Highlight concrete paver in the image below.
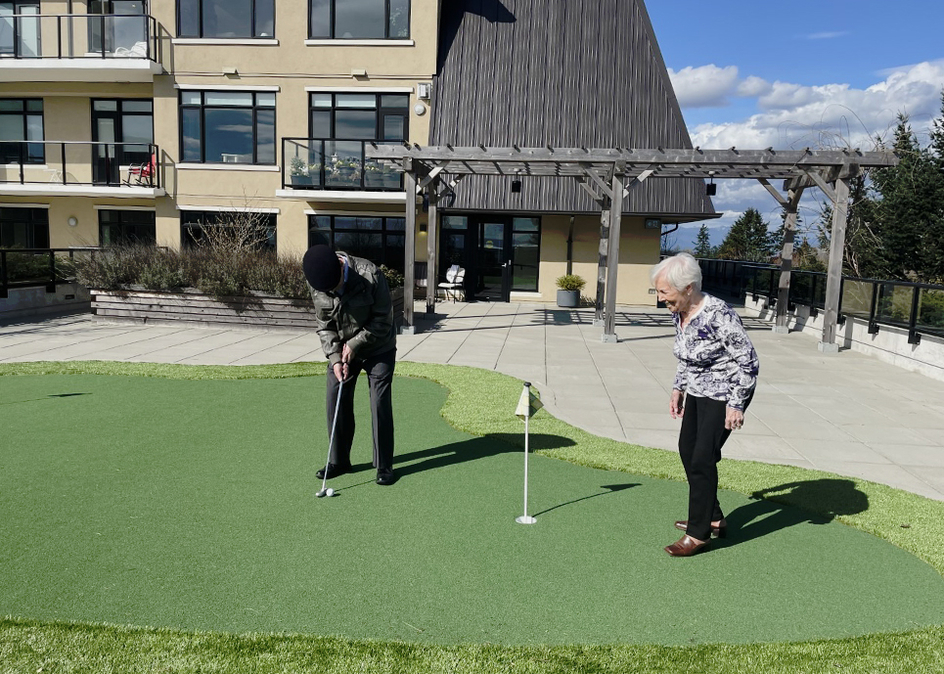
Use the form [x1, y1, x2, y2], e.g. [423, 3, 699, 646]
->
[3, 301, 944, 501]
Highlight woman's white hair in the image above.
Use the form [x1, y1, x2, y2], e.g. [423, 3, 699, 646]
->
[650, 252, 702, 292]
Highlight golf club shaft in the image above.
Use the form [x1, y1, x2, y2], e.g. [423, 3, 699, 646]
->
[319, 376, 345, 493]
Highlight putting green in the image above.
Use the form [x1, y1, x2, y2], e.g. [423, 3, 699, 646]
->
[2, 372, 943, 646]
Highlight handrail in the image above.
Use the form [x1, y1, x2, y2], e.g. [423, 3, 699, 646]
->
[0, 247, 100, 299]
[697, 258, 944, 344]
[0, 141, 160, 188]
[0, 12, 161, 62]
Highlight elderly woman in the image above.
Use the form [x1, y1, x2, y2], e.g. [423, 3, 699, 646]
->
[651, 253, 759, 557]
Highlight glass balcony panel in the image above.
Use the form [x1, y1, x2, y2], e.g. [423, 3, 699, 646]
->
[840, 279, 873, 319]
[324, 140, 363, 189]
[917, 288, 944, 335]
[875, 283, 913, 327]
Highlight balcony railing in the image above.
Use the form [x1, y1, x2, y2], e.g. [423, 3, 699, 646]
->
[0, 141, 159, 189]
[0, 247, 98, 299]
[705, 260, 944, 345]
[282, 138, 404, 192]
[0, 12, 160, 61]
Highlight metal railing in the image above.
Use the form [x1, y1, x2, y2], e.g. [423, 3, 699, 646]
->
[0, 247, 99, 299]
[282, 138, 404, 191]
[0, 141, 159, 188]
[0, 12, 161, 61]
[699, 259, 944, 345]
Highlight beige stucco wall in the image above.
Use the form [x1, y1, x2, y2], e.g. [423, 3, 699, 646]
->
[535, 214, 660, 306]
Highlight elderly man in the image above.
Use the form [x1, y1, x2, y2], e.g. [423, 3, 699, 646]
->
[303, 244, 397, 486]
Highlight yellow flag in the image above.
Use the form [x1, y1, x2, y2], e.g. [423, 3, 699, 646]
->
[515, 385, 543, 420]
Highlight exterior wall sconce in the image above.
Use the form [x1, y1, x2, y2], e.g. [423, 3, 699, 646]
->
[419, 222, 427, 232]
[413, 102, 427, 115]
[67, 216, 78, 227]
[511, 178, 522, 193]
[706, 172, 717, 196]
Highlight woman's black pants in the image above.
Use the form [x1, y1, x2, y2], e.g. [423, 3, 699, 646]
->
[677, 394, 738, 541]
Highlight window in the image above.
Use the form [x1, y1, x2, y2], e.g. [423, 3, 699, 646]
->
[308, 215, 405, 272]
[89, 1, 147, 55]
[308, 92, 407, 189]
[511, 217, 540, 292]
[0, 207, 48, 248]
[180, 91, 275, 165]
[0, 98, 43, 164]
[99, 210, 156, 246]
[92, 99, 153, 184]
[181, 210, 276, 250]
[178, 0, 274, 38]
[310, 0, 409, 39]
[0, 1, 41, 58]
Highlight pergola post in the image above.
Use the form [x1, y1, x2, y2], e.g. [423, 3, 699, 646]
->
[775, 187, 803, 333]
[819, 176, 852, 352]
[401, 166, 417, 334]
[602, 173, 624, 342]
[426, 185, 439, 315]
[594, 201, 610, 326]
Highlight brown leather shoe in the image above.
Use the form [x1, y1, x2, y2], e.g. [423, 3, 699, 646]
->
[674, 520, 726, 538]
[665, 535, 710, 557]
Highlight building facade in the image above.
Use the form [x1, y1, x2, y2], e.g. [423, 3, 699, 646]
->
[0, 0, 712, 306]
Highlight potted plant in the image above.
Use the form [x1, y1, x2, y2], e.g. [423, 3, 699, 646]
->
[289, 156, 312, 187]
[556, 274, 585, 307]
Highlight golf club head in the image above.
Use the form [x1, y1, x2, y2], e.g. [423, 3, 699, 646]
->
[315, 489, 327, 498]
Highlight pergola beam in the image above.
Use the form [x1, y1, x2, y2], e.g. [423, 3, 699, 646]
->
[371, 145, 897, 352]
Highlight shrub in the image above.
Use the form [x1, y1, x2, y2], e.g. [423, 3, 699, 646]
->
[379, 264, 404, 289]
[555, 274, 586, 291]
[74, 245, 153, 290]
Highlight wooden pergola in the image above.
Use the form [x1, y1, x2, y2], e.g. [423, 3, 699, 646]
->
[366, 145, 898, 350]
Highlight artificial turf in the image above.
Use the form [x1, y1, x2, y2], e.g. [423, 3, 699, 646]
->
[2, 361, 944, 672]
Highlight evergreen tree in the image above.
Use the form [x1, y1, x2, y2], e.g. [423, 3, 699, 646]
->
[692, 224, 713, 258]
[871, 111, 944, 282]
[716, 208, 772, 262]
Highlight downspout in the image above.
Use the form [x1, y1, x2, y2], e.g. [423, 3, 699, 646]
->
[566, 215, 574, 275]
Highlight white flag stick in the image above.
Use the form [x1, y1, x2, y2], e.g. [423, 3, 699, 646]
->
[516, 382, 537, 525]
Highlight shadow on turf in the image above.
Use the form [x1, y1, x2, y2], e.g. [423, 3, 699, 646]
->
[391, 433, 576, 478]
[718, 478, 869, 548]
[532, 482, 640, 517]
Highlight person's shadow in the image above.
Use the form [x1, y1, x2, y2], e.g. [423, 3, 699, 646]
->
[359, 433, 577, 478]
[720, 478, 869, 547]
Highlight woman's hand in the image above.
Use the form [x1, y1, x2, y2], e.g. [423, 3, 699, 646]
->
[670, 390, 684, 419]
[725, 406, 744, 430]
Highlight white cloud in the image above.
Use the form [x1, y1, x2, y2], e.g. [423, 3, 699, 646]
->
[687, 59, 944, 150]
[805, 31, 848, 40]
[667, 64, 739, 108]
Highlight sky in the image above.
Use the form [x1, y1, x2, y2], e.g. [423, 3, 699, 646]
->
[644, 0, 944, 250]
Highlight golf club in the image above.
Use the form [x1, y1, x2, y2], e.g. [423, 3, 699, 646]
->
[316, 376, 344, 498]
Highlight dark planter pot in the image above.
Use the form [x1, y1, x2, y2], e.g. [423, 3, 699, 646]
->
[557, 289, 579, 307]
[290, 175, 313, 188]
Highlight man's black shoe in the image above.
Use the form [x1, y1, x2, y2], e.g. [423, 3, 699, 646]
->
[376, 468, 396, 486]
[316, 462, 350, 480]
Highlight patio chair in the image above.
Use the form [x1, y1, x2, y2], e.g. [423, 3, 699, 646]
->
[126, 152, 155, 186]
[438, 265, 465, 302]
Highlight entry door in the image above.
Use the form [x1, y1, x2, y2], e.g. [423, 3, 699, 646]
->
[92, 114, 119, 185]
[476, 218, 512, 302]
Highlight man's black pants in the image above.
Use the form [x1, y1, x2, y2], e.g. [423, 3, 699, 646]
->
[326, 347, 395, 471]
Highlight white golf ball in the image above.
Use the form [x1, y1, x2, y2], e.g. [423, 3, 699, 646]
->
[325, 488, 335, 497]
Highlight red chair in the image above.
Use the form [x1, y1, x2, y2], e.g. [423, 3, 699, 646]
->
[126, 153, 155, 186]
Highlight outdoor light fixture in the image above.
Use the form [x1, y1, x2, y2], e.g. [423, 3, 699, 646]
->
[706, 172, 717, 196]
[511, 178, 522, 193]
[67, 216, 78, 227]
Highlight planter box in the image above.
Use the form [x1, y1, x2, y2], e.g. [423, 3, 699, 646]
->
[91, 287, 405, 331]
[556, 289, 579, 308]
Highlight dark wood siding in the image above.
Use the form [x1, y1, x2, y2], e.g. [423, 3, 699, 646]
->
[430, 0, 715, 217]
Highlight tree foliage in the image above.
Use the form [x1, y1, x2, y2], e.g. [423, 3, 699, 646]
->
[716, 208, 774, 262]
[692, 224, 713, 258]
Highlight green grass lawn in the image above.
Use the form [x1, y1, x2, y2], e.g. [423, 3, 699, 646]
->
[2, 360, 944, 673]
